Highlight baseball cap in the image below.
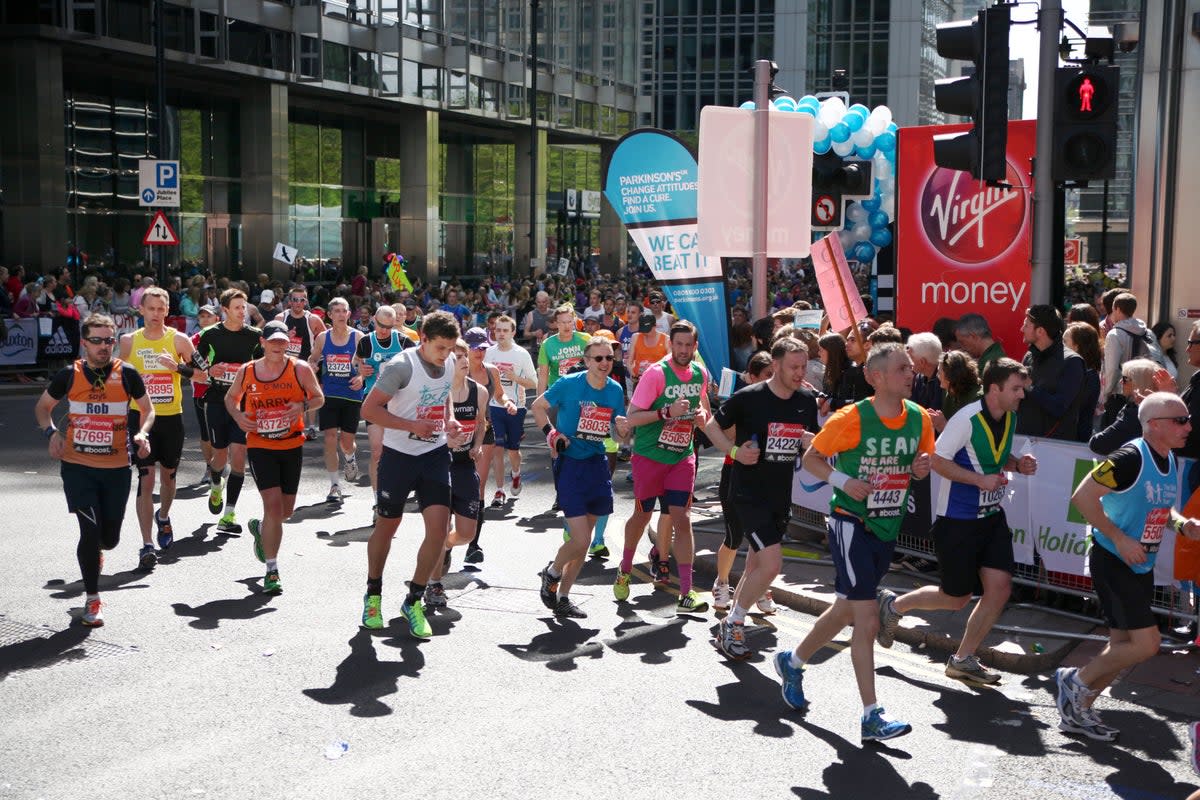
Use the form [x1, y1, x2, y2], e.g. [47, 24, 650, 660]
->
[198, 303, 219, 317]
[639, 313, 655, 333]
[260, 289, 275, 304]
[262, 320, 290, 342]
[403, 298, 417, 309]
[464, 327, 490, 350]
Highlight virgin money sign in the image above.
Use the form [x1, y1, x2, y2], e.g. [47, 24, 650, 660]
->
[896, 121, 1034, 359]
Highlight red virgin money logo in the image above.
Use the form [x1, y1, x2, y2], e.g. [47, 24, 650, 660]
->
[919, 161, 1027, 265]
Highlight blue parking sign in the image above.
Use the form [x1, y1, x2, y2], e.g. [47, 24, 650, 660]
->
[156, 162, 177, 188]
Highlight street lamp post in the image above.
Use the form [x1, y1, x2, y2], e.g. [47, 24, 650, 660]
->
[528, 0, 541, 278]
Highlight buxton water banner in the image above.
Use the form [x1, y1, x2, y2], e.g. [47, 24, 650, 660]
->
[602, 129, 729, 377]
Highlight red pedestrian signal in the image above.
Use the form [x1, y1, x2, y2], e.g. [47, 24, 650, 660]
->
[1078, 77, 1094, 112]
[1052, 66, 1118, 182]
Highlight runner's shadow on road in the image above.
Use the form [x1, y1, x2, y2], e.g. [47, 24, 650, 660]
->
[497, 617, 603, 672]
[302, 629, 425, 717]
[605, 607, 690, 665]
[686, 659, 800, 738]
[0, 626, 91, 679]
[1063, 733, 1199, 798]
[316, 524, 375, 547]
[170, 578, 278, 629]
[878, 665, 1050, 757]
[791, 720, 936, 800]
[514, 513, 563, 534]
[43, 568, 150, 600]
[287, 501, 350, 523]
[156, 524, 229, 564]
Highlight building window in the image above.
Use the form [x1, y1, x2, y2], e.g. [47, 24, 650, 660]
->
[324, 42, 350, 82]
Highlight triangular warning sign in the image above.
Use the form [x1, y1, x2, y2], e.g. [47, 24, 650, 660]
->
[143, 210, 179, 246]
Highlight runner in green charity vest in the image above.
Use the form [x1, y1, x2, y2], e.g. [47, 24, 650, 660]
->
[632, 357, 706, 462]
[536, 305, 591, 394]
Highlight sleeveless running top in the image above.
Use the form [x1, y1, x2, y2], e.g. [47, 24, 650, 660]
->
[364, 330, 407, 394]
[283, 312, 316, 360]
[243, 359, 307, 450]
[63, 358, 133, 469]
[451, 377, 484, 465]
[630, 332, 669, 379]
[130, 328, 183, 415]
[320, 328, 363, 402]
[1095, 437, 1178, 574]
[382, 348, 455, 456]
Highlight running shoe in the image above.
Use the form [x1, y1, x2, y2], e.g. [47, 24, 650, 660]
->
[464, 544, 484, 564]
[1054, 667, 1086, 728]
[588, 543, 610, 558]
[712, 581, 732, 611]
[676, 590, 709, 614]
[361, 593, 384, 629]
[756, 590, 777, 615]
[327, 484, 347, 504]
[304, 426, 318, 441]
[423, 582, 448, 608]
[81, 597, 104, 628]
[137, 544, 157, 571]
[876, 588, 901, 648]
[653, 560, 671, 586]
[207, 475, 225, 515]
[717, 618, 750, 660]
[1188, 721, 1200, 776]
[862, 707, 912, 741]
[490, 490, 506, 508]
[538, 563, 560, 609]
[648, 543, 659, 565]
[553, 596, 587, 619]
[510, 474, 522, 496]
[945, 654, 1001, 685]
[249, 518, 266, 564]
[773, 651, 808, 710]
[216, 511, 241, 535]
[154, 513, 174, 550]
[613, 571, 631, 601]
[401, 597, 433, 639]
[263, 570, 282, 594]
[1060, 707, 1119, 742]
[343, 457, 360, 483]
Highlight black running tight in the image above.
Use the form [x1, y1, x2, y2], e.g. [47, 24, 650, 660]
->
[76, 507, 121, 594]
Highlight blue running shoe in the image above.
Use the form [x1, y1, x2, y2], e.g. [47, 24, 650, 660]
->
[773, 651, 808, 710]
[154, 512, 174, 550]
[862, 707, 912, 742]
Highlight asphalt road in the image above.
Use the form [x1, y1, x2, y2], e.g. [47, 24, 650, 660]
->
[0, 393, 1197, 800]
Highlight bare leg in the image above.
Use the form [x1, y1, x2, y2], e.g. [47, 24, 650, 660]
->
[555, 515, 595, 595]
[135, 467, 155, 545]
[1077, 627, 1160, 707]
[731, 545, 781, 611]
[410, 505, 451, 590]
[157, 464, 178, 520]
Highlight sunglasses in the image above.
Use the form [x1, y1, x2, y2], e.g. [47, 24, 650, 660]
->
[1151, 415, 1191, 425]
[84, 336, 116, 345]
[1188, 340, 1200, 346]
[590, 355, 615, 362]
[290, 297, 307, 303]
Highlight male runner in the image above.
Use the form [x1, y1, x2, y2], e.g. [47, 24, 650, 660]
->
[190, 303, 220, 486]
[275, 283, 324, 438]
[613, 320, 712, 613]
[423, 339, 489, 607]
[119, 286, 199, 569]
[352, 304, 413, 503]
[773, 342, 934, 742]
[35, 314, 154, 627]
[877, 358, 1037, 684]
[1057, 392, 1200, 741]
[195, 288, 262, 534]
[706, 337, 819, 657]
[483, 314, 536, 505]
[461, 327, 517, 563]
[534, 336, 630, 618]
[536, 304, 591, 396]
[359, 311, 465, 639]
[310, 297, 364, 504]
[225, 321, 324, 593]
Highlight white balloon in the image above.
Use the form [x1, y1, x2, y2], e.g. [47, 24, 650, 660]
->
[878, 176, 895, 194]
[854, 223, 872, 242]
[838, 229, 856, 249]
[875, 105, 893, 126]
[873, 159, 893, 180]
[847, 204, 868, 222]
[852, 128, 875, 148]
[832, 138, 855, 156]
[812, 120, 829, 141]
[821, 97, 847, 119]
[881, 195, 895, 218]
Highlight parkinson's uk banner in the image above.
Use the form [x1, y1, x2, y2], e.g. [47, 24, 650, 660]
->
[602, 130, 729, 377]
[792, 435, 1190, 585]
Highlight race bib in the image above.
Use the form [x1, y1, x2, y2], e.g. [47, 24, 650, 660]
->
[452, 419, 478, 452]
[656, 419, 693, 453]
[867, 472, 911, 518]
[765, 422, 805, 463]
[72, 415, 115, 454]
[286, 331, 303, 357]
[1141, 507, 1170, 549]
[143, 373, 176, 406]
[495, 362, 515, 386]
[208, 362, 237, 386]
[978, 480, 1007, 515]
[575, 405, 613, 442]
[559, 357, 582, 374]
[408, 404, 446, 442]
[326, 353, 353, 377]
[256, 408, 292, 438]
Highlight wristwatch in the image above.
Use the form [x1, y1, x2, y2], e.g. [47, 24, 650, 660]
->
[43, 426, 56, 439]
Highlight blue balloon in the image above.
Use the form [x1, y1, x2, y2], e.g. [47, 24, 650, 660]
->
[861, 195, 882, 213]
[869, 228, 893, 248]
[740, 101, 756, 110]
[875, 131, 897, 153]
[886, 121, 898, 133]
[853, 242, 877, 263]
[773, 96, 798, 112]
[799, 95, 820, 108]
[849, 104, 871, 119]
[797, 104, 817, 117]
[813, 137, 832, 155]
[868, 210, 890, 229]
[830, 122, 850, 143]
[846, 114, 864, 133]
[855, 144, 876, 160]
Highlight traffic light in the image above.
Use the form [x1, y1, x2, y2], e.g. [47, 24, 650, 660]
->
[932, 5, 1011, 182]
[1052, 65, 1119, 182]
[811, 151, 873, 230]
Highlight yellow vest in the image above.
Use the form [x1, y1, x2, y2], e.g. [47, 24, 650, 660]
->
[130, 328, 183, 415]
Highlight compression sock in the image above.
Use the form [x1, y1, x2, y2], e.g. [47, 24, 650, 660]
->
[592, 515, 609, 546]
[226, 472, 245, 510]
[406, 583, 425, 605]
[366, 577, 382, 595]
[620, 548, 636, 574]
[679, 563, 694, 595]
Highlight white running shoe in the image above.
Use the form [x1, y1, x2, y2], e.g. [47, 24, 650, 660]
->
[712, 581, 733, 611]
[756, 590, 777, 615]
[343, 458, 359, 482]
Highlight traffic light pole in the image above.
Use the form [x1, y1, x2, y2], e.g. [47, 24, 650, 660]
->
[1030, 0, 1062, 306]
[750, 60, 772, 322]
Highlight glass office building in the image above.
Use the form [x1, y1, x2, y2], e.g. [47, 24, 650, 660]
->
[0, 1, 649, 280]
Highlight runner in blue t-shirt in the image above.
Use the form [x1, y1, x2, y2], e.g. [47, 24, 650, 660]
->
[532, 336, 630, 618]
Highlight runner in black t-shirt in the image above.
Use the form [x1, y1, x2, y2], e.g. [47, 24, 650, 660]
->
[705, 336, 818, 659]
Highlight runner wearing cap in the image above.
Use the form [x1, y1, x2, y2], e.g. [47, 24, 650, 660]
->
[483, 314, 536, 506]
[190, 303, 221, 486]
[625, 313, 669, 389]
[353, 304, 413, 509]
[309, 297, 364, 505]
[275, 284, 325, 439]
[224, 320, 324, 594]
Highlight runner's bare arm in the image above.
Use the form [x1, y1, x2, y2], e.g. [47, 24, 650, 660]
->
[130, 391, 154, 458]
[536, 363, 548, 396]
[802, 444, 868, 501]
[531, 394, 552, 431]
[118, 332, 133, 362]
[308, 331, 326, 373]
[224, 363, 255, 433]
[294, 360, 325, 415]
[931, 453, 1003, 490]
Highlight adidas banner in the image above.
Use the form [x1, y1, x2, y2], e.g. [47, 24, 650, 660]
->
[40, 317, 80, 360]
[602, 129, 730, 377]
